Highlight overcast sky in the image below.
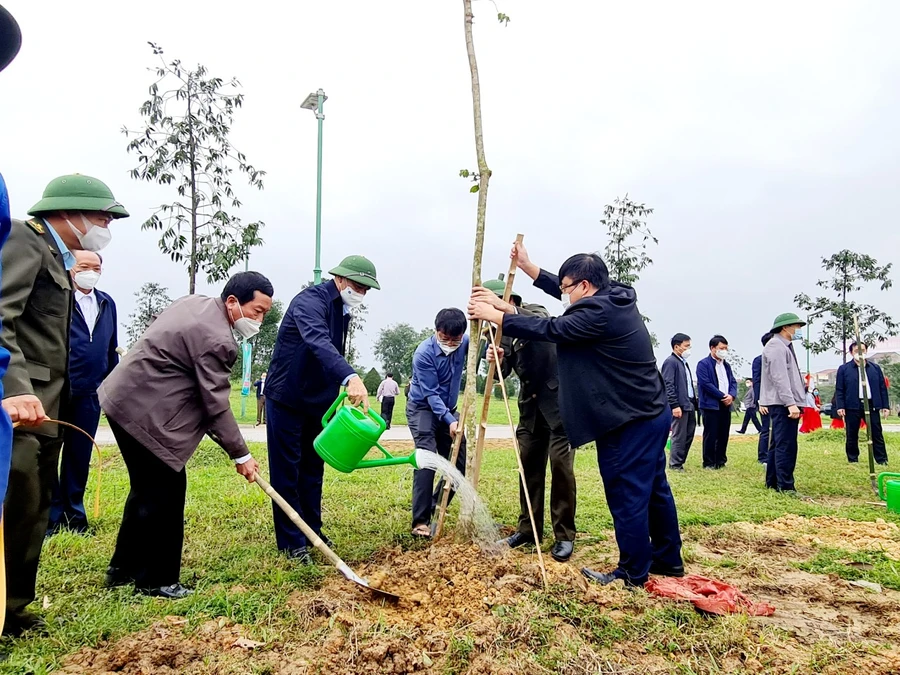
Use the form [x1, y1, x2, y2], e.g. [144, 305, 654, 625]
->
[3, 0, 899, 376]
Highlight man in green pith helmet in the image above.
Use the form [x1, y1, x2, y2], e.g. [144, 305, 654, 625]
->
[0, 174, 128, 635]
[264, 255, 379, 563]
[476, 276, 577, 562]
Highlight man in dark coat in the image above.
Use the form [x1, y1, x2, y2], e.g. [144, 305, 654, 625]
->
[661, 333, 696, 471]
[835, 342, 890, 465]
[480, 278, 576, 562]
[752, 332, 775, 464]
[1, 174, 128, 635]
[47, 250, 119, 535]
[695, 336, 738, 469]
[469, 243, 682, 588]
[264, 256, 379, 564]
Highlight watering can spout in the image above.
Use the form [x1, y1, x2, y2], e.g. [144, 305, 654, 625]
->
[357, 451, 418, 470]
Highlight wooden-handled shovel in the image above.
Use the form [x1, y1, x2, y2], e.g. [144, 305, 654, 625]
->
[252, 473, 400, 602]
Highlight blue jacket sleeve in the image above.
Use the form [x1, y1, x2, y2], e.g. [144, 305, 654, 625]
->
[294, 293, 357, 386]
[696, 359, 723, 402]
[660, 356, 679, 408]
[503, 301, 605, 344]
[751, 357, 762, 407]
[835, 365, 847, 411]
[412, 348, 455, 426]
[876, 365, 890, 409]
[106, 297, 119, 379]
[727, 363, 738, 399]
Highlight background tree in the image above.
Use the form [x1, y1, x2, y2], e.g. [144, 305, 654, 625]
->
[794, 250, 897, 362]
[600, 194, 658, 346]
[125, 282, 172, 347]
[124, 42, 266, 294]
[374, 323, 432, 382]
[230, 299, 284, 381]
[363, 367, 382, 396]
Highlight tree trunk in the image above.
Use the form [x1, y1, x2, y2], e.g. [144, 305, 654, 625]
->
[841, 264, 848, 363]
[187, 81, 198, 295]
[461, 0, 491, 486]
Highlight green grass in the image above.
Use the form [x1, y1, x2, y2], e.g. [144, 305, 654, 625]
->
[4, 431, 899, 672]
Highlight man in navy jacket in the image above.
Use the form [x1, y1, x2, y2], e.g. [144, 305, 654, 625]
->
[661, 333, 696, 471]
[470, 243, 682, 588]
[695, 335, 737, 469]
[47, 251, 118, 534]
[752, 332, 775, 464]
[264, 256, 379, 564]
[835, 342, 890, 465]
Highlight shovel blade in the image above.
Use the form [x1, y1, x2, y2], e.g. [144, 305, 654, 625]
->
[336, 562, 400, 601]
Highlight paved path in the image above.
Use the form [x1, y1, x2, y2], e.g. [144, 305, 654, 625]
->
[93, 422, 900, 446]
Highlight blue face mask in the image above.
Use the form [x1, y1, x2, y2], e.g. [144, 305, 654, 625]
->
[791, 329, 804, 341]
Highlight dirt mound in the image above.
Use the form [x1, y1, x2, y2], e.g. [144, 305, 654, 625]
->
[732, 515, 900, 559]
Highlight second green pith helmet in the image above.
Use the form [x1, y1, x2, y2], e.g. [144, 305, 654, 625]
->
[329, 255, 380, 290]
[483, 277, 520, 300]
[28, 174, 129, 219]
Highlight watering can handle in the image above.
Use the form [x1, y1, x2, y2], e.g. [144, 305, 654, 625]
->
[321, 393, 387, 435]
[877, 472, 900, 501]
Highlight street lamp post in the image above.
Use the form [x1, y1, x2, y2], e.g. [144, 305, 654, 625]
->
[301, 89, 328, 285]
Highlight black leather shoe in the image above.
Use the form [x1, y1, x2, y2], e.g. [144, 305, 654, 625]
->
[139, 583, 193, 599]
[669, 466, 685, 472]
[3, 610, 46, 637]
[551, 540, 574, 562]
[580, 567, 642, 588]
[104, 566, 134, 588]
[649, 562, 685, 578]
[501, 532, 536, 549]
[285, 546, 313, 565]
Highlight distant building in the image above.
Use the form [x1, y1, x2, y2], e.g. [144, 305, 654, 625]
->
[812, 369, 838, 386]
[869, 338, 900, 365]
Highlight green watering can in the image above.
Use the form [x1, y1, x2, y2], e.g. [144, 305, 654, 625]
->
[877, 473, 900, 514]
[313, 393, 418, 473]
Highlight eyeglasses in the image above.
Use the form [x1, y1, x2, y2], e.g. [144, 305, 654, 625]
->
[559, 280, 582, 294]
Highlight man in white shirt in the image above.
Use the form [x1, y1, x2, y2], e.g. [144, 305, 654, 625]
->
[376, 372, 401, 429]
[47, 250, 119, 535]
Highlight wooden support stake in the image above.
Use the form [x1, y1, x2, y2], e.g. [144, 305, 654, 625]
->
[471, 233, 524, 489]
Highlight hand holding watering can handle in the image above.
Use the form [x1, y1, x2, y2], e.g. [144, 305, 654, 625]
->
[877, 472, 900, 501]
[321, 392, 387, 435]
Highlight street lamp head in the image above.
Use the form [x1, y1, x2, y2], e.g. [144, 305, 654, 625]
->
[301, 90, 327, 110]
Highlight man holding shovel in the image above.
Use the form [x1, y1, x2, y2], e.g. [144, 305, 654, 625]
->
[264, 256, 379, 563]
[469, 243, 683, 588]
[478, 278, 576, 562]
[99, 272, 273, 598]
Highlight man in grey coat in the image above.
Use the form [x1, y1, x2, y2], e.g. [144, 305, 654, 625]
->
[99, 271, 273, 598]
[661, 333, 696, 471]
[759, 312, 806, 493]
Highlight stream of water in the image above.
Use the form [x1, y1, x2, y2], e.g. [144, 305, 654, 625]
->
[414, 448, 505, 554]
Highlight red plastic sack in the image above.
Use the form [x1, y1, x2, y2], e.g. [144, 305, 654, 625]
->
[644, 574, 775, 616]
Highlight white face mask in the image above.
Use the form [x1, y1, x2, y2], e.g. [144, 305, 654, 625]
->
[854, 352, 867, 363]
[73, 270, 100, 291]
[716, 349, 728, 360]
[231, 304, 261, 340]
[438, 340, 459, 356]
[67, 213, 112, 252]
[561, 294, 571, 310]
[341, 286, 365, 309]
[681, 348, 692, 359]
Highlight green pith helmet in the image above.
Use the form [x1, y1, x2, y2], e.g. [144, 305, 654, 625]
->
[0, 4, 22, 72]
[483, 277, 520, 300]
[771, 312, 806, 331]
[28, 174, 129, 219]
[329, 255, 380, 290]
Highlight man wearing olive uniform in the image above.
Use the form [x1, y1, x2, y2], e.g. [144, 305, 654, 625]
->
[0, 175, 128, 635]
[482, 278, 576, 562]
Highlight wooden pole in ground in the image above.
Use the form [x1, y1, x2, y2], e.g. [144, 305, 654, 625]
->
[487, 322, 548, 588]
[433, 393, 474, 540]
[471, 234, 524, 489]
[853, 315, 878, 494]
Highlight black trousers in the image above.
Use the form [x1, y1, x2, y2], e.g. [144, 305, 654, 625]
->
[49, 392, 102, 531]
[407, 401, 465, 528]
[701, 405, 731, 468]
[739, 406, 762, 433]
[845, 405, 888, 464]
[516, 407, 576, 542]
[108, 419, 186, 589]
[256, 395, 266, 424]
[4, 428, 64, 619]
[266, 399, 326, 551]
[668, 406, 696, 469]
[765, 406, 799, 491]
[380, 396, 396, 429]
[757, 412, 770, 463]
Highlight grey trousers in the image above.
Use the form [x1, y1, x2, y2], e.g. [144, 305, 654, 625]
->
[668, 408, 696, 469]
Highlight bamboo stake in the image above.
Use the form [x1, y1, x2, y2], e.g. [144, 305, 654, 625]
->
[486, 322, 548, 588]
[433, 393, 474, 540]
[471, 233, 524, 489]
[852, 316, 878, 494]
